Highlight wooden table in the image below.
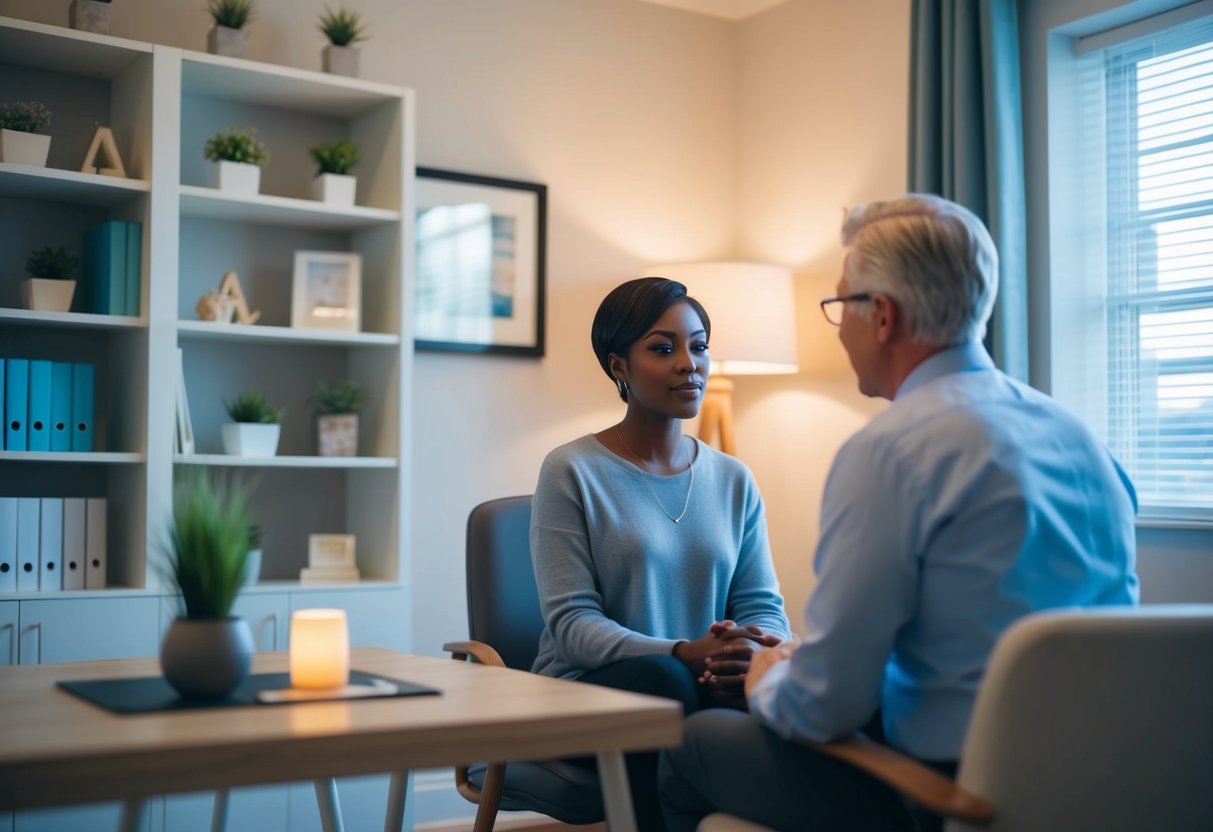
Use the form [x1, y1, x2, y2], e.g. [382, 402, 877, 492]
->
[0, 647, 683, 832]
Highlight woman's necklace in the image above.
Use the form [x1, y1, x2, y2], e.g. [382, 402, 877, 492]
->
[615, 427, 695, 524]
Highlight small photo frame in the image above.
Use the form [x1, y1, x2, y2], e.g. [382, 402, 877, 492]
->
[307, 534, 356, 569]
[415, 167, 547, 356]
[291, 251, 361, 332]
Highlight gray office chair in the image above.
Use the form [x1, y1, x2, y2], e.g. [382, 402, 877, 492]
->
[699, 604, 1213, 832]
[443, 496, 605, 832]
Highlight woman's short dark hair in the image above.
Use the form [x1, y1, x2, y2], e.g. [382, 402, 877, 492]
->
[591, 276, 710, 401]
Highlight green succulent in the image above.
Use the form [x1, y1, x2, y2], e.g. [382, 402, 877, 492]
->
[207, 0, 254, 29]
[224, 389, 282, 424]
[309, 138, 359, 176]
[164, 470, 252, 620]
[318, 5, 367, 46]
[204, 127, 269, 166]
[311, 379, 363, 414]
[25, 246, 79, 280]
[0, 101, 52, 133]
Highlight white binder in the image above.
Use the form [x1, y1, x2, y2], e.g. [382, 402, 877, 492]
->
[62, 498, 87, 591]
[16, 498, 40, 592]
[85, 497, 107, 590]
[0, 498, 16, 592]
[38, 498, 63, 591]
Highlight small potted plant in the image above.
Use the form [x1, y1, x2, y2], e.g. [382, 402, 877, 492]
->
[318, 4, 367, 77]
[221, 388, 282, 457]
[159, 469, 255, 699]
[206, 0, 255, 59]
[21, 246, 79, 313]
[0, 101, 52, 167]
[69, 0, 112, 34]
[309, 138, 359, 206]
[244, 524, 263, 586]
[311, 379, 363, 457]
[204, 126, 268, 195]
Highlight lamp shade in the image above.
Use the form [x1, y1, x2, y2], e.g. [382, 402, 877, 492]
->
[290, 608, 349, 689]
[644, 261, 798, 375]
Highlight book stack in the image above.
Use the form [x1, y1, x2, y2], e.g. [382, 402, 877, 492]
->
[300, 533, 360, 584]
[83, 220, 142, 317]
[1, 358, 94, 452]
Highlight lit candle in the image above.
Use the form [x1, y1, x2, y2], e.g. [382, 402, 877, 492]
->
[290, 609, 349, 689]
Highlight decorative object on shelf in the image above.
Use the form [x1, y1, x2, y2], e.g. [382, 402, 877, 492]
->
[206, 0, 254, 58]
[318, 4, 367, 77]
[68, 0, 111, 35]
[21, 245, 79, 313]
[0, 101, 52, 167]
[159, 470, 255, 699]
[196, 271, 261, 324]
[289, 608, 350, 688]
[415, 167, 547, 356]
[221, 388, 282, 457]
[309, 138, 359, 206]
[174, 347, 195, 456]
[79, 125, 126, 177]
[291, 250, 361, 331]
[243, 524, 262, 586]
[311, 378, 362, 457]
[204, 126, 268, 195]
[301, 533, 359, 583]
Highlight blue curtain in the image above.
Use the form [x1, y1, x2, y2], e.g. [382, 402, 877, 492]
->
[909, 0, 1028, 381]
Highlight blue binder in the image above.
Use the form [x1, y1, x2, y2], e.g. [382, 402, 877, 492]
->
[71, 362, 95, 452]
[27, 359, 52, 452]
[50, 361, 73, 452]
[83, 221, 126, 315]
[4, 358, 29, 452]
[125, 221, 142, 317]
[0, 359, 4, 451]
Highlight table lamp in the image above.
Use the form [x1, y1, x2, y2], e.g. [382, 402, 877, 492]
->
[644, 261, 799, 455]
[290, 609, 350, 689]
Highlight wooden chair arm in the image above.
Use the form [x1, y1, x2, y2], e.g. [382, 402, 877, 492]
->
[443, 640, 506, 667]
[802, 736, 994, 825]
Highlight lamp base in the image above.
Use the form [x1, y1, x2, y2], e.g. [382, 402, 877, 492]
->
[699, 375, 735, 455]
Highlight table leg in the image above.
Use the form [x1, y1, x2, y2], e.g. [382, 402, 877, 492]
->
[117, 797, 146, 832]
[384, 770, 410, 832]
[315, 778, 345, 832]
[210, 788, 230, 832]
[596, 750, 637, 832]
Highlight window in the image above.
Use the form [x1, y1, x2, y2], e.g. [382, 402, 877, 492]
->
[1059, 11, 1213, 522]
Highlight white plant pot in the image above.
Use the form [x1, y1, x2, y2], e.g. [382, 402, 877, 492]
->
[210, 160, 261, 196]
[221, 422, 280, 457]
[243, 548, 262, 586]
[69, 0, 109, 34]
[322, 44, 360, 77]
[21, 278, 76, 313]
[207, 25, 249, 59]
[318, 413, 359, 457]
[311, 173, 356, 207]
[0, 129, 51, 167]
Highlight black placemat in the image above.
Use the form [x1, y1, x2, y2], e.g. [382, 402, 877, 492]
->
[57, 671, 440, 714]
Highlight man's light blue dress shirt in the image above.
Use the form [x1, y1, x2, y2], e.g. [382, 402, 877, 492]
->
[750, 342, 1140, 761]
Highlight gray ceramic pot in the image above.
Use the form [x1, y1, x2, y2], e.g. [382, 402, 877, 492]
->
[161, 616, 254, 699]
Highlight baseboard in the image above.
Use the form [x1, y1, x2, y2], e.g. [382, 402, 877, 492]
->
[417, 820, 606, 832]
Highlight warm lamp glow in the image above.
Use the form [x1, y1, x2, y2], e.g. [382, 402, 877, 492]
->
[290, 609, 349, 689]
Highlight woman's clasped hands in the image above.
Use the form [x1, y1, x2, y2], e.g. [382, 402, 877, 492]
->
[672, 619, 787, 709]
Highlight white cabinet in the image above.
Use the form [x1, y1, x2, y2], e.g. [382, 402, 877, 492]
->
[16, 595, 158, 664]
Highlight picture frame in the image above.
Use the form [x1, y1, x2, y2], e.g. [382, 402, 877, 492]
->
[291, 251, 361, 331]
[414, 167, 547, 356]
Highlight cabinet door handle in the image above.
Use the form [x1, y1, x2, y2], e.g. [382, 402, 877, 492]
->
[269, 612, 279, 651]
[3, 623, 13, 666]
[24, 622, 43, 664]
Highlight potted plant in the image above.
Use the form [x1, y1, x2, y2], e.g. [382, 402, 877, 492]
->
[309, 138, 359, 206]
[206, 0, 255, 58]
[21, 246, 79, 313]
[311, 379, 363, 457]
[221, 388, 282, 457]
[318, 4, 367, 77]
[244, 524, 263, 586]
[204, 126, 268, 195]
[159, 470, 255, 699]
[0, 101, 52, 167]
[69, 0, 111, 34]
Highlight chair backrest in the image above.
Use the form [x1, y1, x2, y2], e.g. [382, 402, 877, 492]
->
[465, 495, 544, 672]
[949, 604, 1213, 832]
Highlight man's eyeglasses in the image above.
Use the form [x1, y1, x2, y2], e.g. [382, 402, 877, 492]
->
[819, 293, 873, 326]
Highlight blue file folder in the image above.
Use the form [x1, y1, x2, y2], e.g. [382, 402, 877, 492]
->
[0, 359, 4, 451]
[71, 362, 95, 452]
[4, 358, 29, 452]
[125, 221, 142, 317]
[50, 361, 73, 451]
[27, 359, 52, 452]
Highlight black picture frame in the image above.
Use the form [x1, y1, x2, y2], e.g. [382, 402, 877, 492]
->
[414, 167, 547, 356]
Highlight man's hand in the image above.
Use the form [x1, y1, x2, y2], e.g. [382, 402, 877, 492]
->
[743, 641, 795, 699]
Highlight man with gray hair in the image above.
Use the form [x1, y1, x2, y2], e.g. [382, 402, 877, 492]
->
[657, 194, 1139, 831]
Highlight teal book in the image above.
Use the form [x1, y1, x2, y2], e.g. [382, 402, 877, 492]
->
[27, 359, 52, 452]
[83, 221, 127, 315]
[50, 361, 73, 452]
[124, 221, 142, 317]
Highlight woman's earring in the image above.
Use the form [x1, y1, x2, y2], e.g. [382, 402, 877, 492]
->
[616, 378, 628, 398]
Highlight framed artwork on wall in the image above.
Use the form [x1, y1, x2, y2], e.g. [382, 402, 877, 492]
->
[414, 167, 547, 356]
[291, 250, 361, 332]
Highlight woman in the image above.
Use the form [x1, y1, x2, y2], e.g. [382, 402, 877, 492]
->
[531, 276, 792, 830]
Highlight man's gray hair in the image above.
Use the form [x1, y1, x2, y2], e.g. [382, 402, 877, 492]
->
[840, 193, 998, 347]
